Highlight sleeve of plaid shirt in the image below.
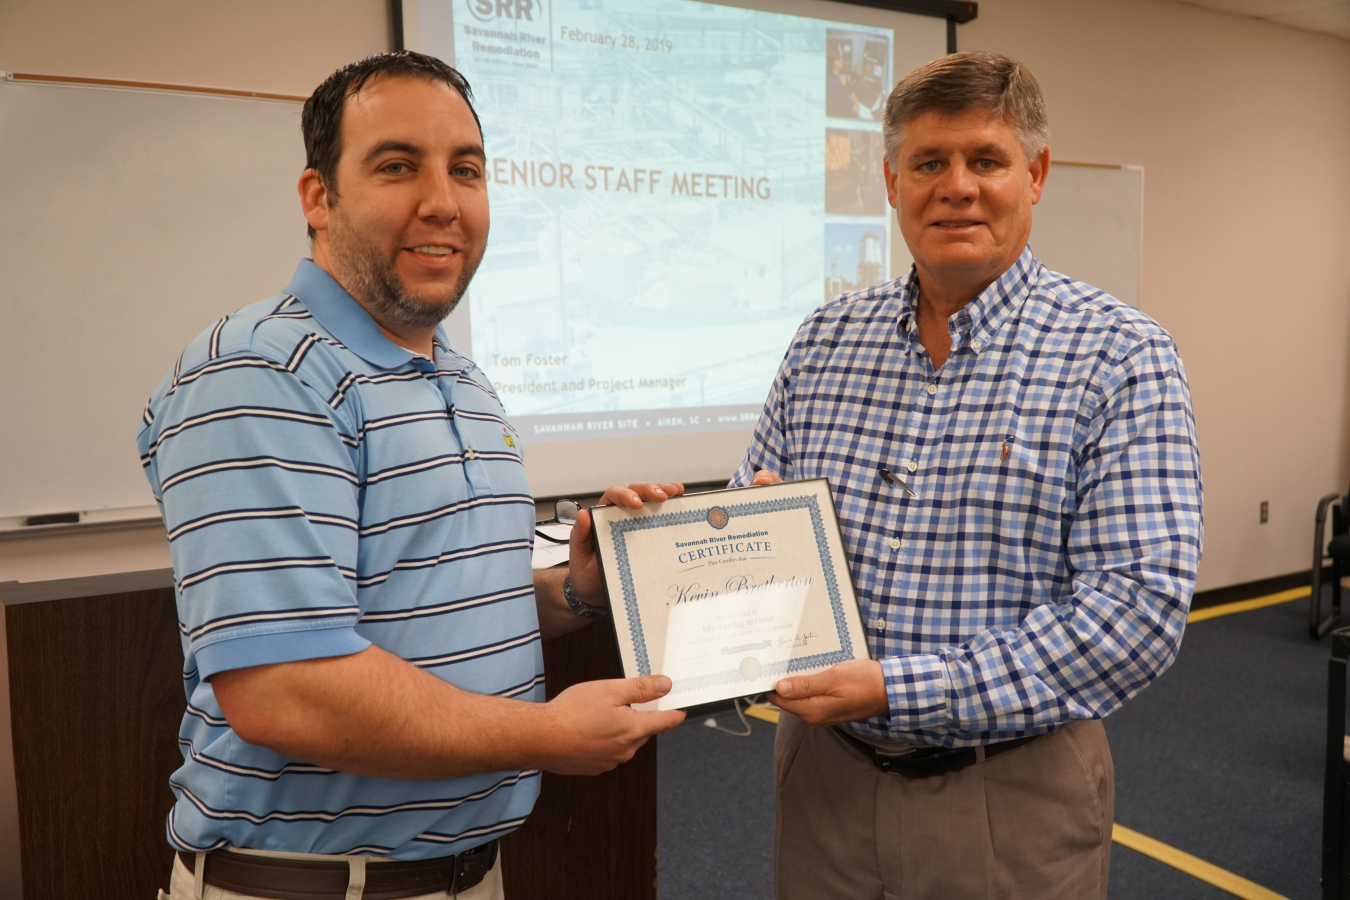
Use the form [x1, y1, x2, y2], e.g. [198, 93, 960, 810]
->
[732, 333, 1203, 737]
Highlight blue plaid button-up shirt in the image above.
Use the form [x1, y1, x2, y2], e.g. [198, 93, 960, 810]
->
[730, 247, 1203, 747]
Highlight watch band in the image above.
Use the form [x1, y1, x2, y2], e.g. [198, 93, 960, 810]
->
[563, 575, 608, 618]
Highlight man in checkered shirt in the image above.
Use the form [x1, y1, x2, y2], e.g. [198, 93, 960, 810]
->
[737, 52, 1202, 899]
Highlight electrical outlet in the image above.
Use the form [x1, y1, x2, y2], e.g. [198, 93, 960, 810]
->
[1260, 501, 1269, 524]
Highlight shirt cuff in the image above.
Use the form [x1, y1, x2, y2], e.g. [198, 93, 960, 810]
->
[196, 627, 371, 680]
[880, 653, 951, 730]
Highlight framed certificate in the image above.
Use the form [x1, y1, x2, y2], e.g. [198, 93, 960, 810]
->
[590, 479, 869, 711]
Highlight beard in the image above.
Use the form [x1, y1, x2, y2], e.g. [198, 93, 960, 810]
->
[327, 210, 482, 332]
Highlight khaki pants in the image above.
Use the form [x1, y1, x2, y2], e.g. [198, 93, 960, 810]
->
[162, 848, 504, 900]
[774, 713, 1113, 900]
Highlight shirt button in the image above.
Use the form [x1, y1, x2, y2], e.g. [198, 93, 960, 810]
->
[972, 339, 983, 351]
[873, 618, 887, 631]
[465, 449, 477, 460]
[889, 537, 901, 550]
[926, 383, 937, 395]
[906, 460, 918, 473]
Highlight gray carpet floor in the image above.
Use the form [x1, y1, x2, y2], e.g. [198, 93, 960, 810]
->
[656, 597, 1331, 899]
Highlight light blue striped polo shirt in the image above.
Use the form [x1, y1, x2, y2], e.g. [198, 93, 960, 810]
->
[137, 259, 543, 859]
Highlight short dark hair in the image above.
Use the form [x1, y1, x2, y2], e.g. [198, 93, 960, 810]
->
[301, 51, 482, 238]
[883, 51, 1049, 166]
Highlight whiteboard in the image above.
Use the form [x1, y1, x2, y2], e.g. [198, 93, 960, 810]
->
[0, 77, 310, 524]
[0, 76, 1143, 524]
[1034, 162, 1143, 309]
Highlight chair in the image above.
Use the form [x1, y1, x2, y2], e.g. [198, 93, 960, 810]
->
[1311, 486, 1350, 639]
[1324, 627, 1350, 896]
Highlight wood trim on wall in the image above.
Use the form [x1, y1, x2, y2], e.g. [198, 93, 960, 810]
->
[7, 72, 305, 102]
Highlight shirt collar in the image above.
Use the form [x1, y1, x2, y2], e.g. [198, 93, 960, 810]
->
[894, 246, 1038, 352]
[283, 259, 443, 370]
[432, 332, 474, 372]
[967, 246, 1037, 348]
[896, 272, 919, 338]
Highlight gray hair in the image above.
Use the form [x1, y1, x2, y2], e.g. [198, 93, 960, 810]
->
[882, 51, 1049, 166]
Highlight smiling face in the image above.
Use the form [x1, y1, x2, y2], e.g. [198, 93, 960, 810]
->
[302, 74, 489, 335]
[885, 108, 1048, 302]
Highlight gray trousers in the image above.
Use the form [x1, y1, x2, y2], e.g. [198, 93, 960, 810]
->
[773, 713, 1113, 900]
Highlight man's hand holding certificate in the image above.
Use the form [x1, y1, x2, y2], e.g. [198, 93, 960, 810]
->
[591, 478, 871, 712]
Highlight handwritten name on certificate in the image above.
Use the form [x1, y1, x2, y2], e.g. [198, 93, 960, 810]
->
[590, 479, 869, 711]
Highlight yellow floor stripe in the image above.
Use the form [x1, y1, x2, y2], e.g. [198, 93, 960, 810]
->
[743, 703, 780, 724]
[1187, 586, 1310, 623]
[736, 626, 1298, 897]
[1111, 824, 1289, 900]
[735, 708, 1287, 897]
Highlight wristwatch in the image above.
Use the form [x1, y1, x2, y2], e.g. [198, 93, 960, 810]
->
[563, 576, 608, 618]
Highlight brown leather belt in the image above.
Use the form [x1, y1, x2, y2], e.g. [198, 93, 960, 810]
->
[833, 727, 1041, 779]
[176, 839, 497, 900]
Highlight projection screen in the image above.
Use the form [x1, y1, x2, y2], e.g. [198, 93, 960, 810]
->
[401, 0, 947, 497]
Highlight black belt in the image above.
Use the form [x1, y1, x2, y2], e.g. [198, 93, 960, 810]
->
[833, 727, 1041, 779]
[177, 839, 497, 900]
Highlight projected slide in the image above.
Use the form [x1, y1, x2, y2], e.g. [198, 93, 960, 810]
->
[421, 0, 893, 443]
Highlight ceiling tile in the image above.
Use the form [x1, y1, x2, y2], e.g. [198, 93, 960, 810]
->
[1174, 0, 1340, 16]
[1163, 0, 1350, 39]
[1266, 2, 1350, 31]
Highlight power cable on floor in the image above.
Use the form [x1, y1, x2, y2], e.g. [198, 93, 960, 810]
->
[703, 696, 768, 737]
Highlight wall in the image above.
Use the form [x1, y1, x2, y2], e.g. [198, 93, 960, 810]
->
[964, 0, 1350, 590]
[0, 0, 1345, 591]
[0, 528, 171, 585]
[0, 0, 392, 97]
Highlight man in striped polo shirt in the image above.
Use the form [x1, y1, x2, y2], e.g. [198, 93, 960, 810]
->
[139, 52, 684, 900]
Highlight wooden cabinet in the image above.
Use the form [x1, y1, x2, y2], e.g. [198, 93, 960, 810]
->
[2, 583, 655, 899]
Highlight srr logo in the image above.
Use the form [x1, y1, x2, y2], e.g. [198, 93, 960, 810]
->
[466, 0, 537, 22]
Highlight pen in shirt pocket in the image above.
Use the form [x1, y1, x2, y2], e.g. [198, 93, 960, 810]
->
[877, 466, 916, 497]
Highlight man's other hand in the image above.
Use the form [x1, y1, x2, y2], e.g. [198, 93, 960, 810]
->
[752, 469, 784, 486]
[567, 481, 685, 607]
[599, 481, 686, 509]
[770, 659, 888, 727]
[541, 675, 687, 775]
